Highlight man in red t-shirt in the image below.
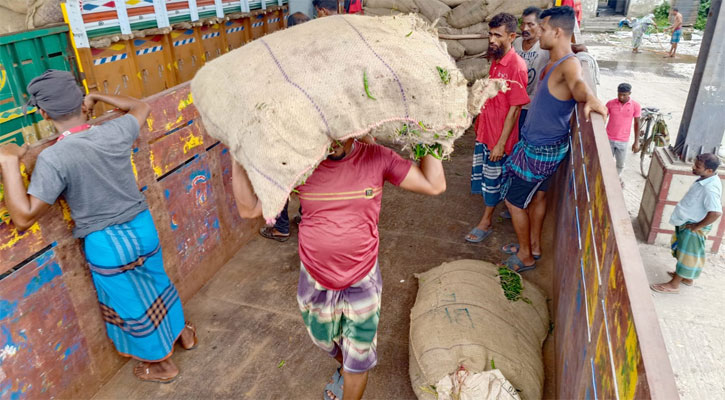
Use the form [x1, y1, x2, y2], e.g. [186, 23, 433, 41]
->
[231, 139, 446, 400]
[466, 13, 530, 244]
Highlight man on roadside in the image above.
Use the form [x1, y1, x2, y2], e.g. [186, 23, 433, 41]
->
[231, 139, 446, 399]
[513, 7, 549, 131]
[466, 13, 530, 244]
[605, 82, 641, 178]
[666, 7, 683, 58]
[651, 153, 722, 294]
[0, 70, 196, 383]
[499, 6, 607, 272]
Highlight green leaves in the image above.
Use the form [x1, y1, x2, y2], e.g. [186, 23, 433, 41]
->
[497, 267, 531, 304]
[436, 66, 451, 85]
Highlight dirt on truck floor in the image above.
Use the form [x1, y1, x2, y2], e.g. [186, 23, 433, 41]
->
[92, 130, 556, 399]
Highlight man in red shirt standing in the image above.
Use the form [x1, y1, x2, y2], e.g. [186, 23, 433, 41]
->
[605, 83, 641, 178]
[231, 139, 446, 400]
[466, 13, 530, 243]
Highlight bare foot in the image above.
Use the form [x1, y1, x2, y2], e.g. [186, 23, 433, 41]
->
[667, 271, 693, 286]
[134, 359, 179, 383]
[650, 283, 679, 294]
[179, 322, 197, 350]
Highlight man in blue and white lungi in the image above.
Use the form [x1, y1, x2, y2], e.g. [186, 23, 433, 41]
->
[651, 153, 722, 294]
[0, 70, 196, 383]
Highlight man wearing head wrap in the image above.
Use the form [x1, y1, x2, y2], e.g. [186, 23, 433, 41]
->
[0, 69, 197, 383]
[605, 82, 641, 179]
[630, 14, 657, 54]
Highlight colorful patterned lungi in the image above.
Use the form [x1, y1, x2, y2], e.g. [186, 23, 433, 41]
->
[671, 224, 712, 280]
[297, 261, 381, 373]
[471, 142, 506, 207]
[84, 209, 185, 362]
[500, 139, 570, 197]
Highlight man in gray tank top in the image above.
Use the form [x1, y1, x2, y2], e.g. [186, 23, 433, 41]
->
[500, 6, 608, 273]
[513, 6, 550, 132]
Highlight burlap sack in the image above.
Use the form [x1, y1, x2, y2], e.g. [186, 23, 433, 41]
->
[364, 0, 419, 13]
[457, 57, 489, 82]
[191, 15, 507, 221]
[0, 0, 25, 12]
[0, 7, 27, 33]
[460, 38, 488, 55]
[487, 0, 548, 18]
[441, 39, 465, 59]
[409, 260, 549, 400]
[437, 21, 487, 35]
[438, 0, 467, 7]
[26, 0, 62, 27]
[413, 0, 450, 25]
[363, 7, 404, 16]
[446, 0, 490, 28]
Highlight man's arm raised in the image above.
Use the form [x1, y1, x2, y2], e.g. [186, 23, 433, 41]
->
[399, 155, 446, 196]
[561, 58, 608, 121]
[0, 144, 52, 230]
[231, 161, 263, 219]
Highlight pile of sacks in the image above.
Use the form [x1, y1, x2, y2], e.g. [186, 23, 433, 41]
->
[364, 0, 548, 82]
[0, 0, 63, 34]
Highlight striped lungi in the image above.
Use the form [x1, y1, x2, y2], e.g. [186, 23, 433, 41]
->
[84, 209, 185, 362]
[297, 261, 381, 373]
[501, 139, 569, 198]
[471, 142, 506, 207]
[672, 224, 712, 280]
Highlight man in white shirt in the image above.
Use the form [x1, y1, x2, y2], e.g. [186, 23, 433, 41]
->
[513, 7, 550, 132]
[651, 153, 722, 294]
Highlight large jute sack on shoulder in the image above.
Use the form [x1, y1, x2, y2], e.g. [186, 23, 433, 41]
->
[409, 260, 549, 400]
[457, 57, 489, 82]
[413, 0, 450, 25]
[364, 0, 419, 12]
[191, 15, 508, 221]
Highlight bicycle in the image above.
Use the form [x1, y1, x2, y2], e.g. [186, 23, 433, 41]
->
[636, 107, 671, 178]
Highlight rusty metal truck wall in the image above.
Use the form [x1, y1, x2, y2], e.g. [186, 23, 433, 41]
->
[552, 89, 679, 398]
[0, 83, 261, 399]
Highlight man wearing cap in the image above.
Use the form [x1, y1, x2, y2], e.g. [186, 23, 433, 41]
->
[0, 70, 196, 383]
[605, 82, 641, 178]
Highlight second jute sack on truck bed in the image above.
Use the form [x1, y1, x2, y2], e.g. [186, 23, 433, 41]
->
[191, 14, 507, 221]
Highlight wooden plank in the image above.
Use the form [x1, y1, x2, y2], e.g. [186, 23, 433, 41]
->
[0, 246, 93, 400]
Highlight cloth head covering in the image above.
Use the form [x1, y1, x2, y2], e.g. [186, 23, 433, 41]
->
[618, 82, 632, 93]
[25, 69, 83, 119]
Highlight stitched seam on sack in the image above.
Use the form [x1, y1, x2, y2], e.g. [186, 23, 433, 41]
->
[259, 39, 333, 139]
[341, 17, 410, 119]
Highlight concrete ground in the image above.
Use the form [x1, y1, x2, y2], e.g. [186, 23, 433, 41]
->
[587, 33, 725, 399]
[92, 133, 557, 399]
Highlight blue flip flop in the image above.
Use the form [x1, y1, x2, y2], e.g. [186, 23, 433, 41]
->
[323, 367, 343, 400]
[501, 243, 541, 260]
[465, 227, 493, 243]
[503, 254, 536, 273]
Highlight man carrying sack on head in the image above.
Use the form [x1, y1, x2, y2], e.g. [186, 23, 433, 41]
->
[0, 70, 197, 383]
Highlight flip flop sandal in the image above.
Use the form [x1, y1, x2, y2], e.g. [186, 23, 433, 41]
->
[259, 227, 290, 242]
[465, 227, 493, 243]
[650, 284, 679, 294]
[501, 243, 541, 260]
[135, 363, 178, 384]
[181, 322, 198, 350]
[323, 367, 343, 400]
[503, 254, 536, 273]
[667, 271, 692, 286]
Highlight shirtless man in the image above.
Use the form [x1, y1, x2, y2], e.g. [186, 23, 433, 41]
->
[666, 7, 683, 58]
[500, 6, 607, 272]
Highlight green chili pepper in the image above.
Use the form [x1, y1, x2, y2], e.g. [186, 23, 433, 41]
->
[363, 71, 376, 100]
